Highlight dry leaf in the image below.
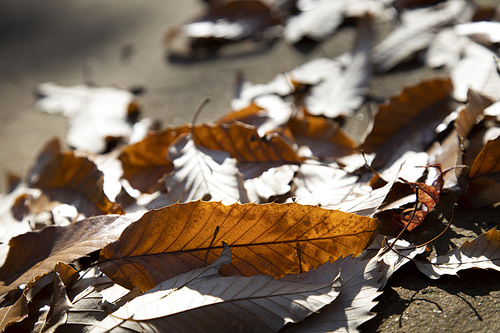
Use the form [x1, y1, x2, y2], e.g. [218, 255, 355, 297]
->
[416, 228, 500, 279]
[98, 201, 379, 292]
[283, 0, 346, 44]
[303, 16, 374, 118]
[93, 264, 340, 333]
[163, 134, 248, 205]
[361, 78, 457, 169]
[119, 126, 190, 193]
[451, 39, 500, 101]
[36, 83, 139, 153]
[28, 139, 124, 216]
[371, 0, 473, 72]
[0, 214, 133, 299]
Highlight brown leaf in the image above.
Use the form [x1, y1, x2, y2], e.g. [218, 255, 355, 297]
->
[0, 291, 28, 332]
[288, 112, 356, 157]
[0, 214, 133, 298]
[119, 126, 190, 193]
[98, 201, 379, 292]
[392, 163, 450, 231]
[119, 122, 301, 193]
[361, 78, 457, 169]
[28, 139, 124, 216]
[192, 122, 301, 163]
[468, 135, 500, 180]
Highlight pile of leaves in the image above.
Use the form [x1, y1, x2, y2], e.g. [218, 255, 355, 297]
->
[2, 0, 500, 332]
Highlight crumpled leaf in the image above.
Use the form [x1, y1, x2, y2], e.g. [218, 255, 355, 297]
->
[98, 201, 379, 292]
[241, 163, 298, 203]
[163, 134, 248, 205]
[392, 163, 451, 231]
[36, 271, 73, 333]
[361, 78, 457, 169]
[36, 83, 139, 153]
[28, 139, 124, 216]
[371, 0, 473, 72]
[0, 214, 133, 298]
[416, 228, 500, 279]
[92, 245, 340, 333]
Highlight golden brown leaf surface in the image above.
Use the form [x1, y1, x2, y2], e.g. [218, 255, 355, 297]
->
[28, 139, 124, 215]
[98, 201, 379, 292]
[119, 126, 189, 193]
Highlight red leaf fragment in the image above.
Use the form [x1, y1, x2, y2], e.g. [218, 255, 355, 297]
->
[392, 163, 452, 231]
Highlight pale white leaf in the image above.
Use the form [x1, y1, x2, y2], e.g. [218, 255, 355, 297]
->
[283, 0, 346, 44]
[293, 160, 359, 206]
[425, 28, 465, 69]
[451, 40, 500, 101]
[416, 228, 500, 279]
[242, 163, 298, 203]
[282, 254, 384, 333]
[36, 83, 137, 153]
[371, 0, 473, 72]
[304, 17, 373, 118]
[455, 21, 500, 45]
[289, 58, 342, 86]
[91, 247, 340, 332]
[165, 134, 248, 205]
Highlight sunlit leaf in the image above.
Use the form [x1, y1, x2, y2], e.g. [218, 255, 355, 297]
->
[163, 134, 248, 205]
[119, 126, 189, 193]
[98, 201, 379, 292]
[416, 228, 500, 279]
[303, 16, 374, 118]
[361, 78, 457, 169]
[0, 214, 133, 298]
[371, 0, 473, 72]
[28, 139, 124, 216]
[36, 83, 139, 153]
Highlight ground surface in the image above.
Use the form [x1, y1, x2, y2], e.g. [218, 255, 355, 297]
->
[1, 1, 500, 332]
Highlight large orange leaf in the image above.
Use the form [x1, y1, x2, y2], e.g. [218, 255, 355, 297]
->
[361, 78, 456, 168]
[98, 201, 379, 292]
[28, 139, 124, 216]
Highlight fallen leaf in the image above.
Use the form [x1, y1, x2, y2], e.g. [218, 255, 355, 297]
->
[28, 139, 124, 216]
[241, 163, 298, 203]
[36, 83, 139, 153]
[392, 163, 450, 231]
[163, 134, 248, 205]
[281, 253, 383, 333]
[303, 16, 374, 118]
[119, 126, 190, 193]
[361, 78, 457, 169]
[283, 0, 346, 44]
[451, 39, 500, 101]
[93, 254, 340, 333]
[0, 214, 133, 299]
[454, 21, 500, 45]
[416, 228, 500, 279]
[98, 201, 379, 292]
[371, 0, 473, 72]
